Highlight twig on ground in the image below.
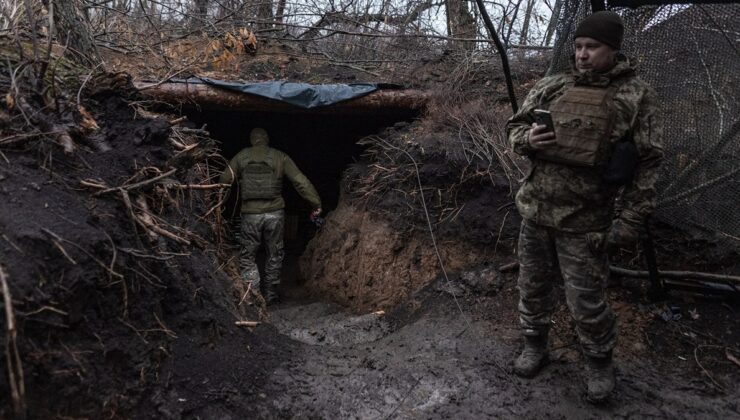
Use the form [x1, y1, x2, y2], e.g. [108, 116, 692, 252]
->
[152, 312, 177, 338]
[498, 261, 519, 272]
[235, 320, 260, 327]
[694, 345, 726, 392]
[96, 168, 177, 195]
[610, 266, 740, 284]
[79, 179, 108, 189]
[166, 183, 231, 190]
[1, 266, 26, 418]
[118, 318, 149, 344]
[0, 130, 62, 145]
[492, 210, 509, 257]
[501, 261, 740, 285]
[238, 282, 253, 306]
[726, 349, 740, 368]
[2, 234, 24, 254]
[51, 238, 77, 264]
[40, 228, 123, 280]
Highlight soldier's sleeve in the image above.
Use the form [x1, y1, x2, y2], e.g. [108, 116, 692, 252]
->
[618, 87, 664, 226]
[283, 155, 322, 210]
[506, 76, 561, 156]
[218, 154, 240, 185]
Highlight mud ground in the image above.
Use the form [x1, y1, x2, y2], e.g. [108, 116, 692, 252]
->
[163, 267, 739, 419]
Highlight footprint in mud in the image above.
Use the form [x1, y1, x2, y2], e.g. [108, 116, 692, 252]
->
[268, 301, 391, 346]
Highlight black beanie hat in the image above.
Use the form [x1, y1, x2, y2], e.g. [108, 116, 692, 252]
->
[574, 11, 624, 50]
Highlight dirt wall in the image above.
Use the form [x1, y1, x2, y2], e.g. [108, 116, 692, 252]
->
[299, 201, 498, 312]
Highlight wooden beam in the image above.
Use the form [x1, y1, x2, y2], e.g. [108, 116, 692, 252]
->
[134, 81, 429, 115]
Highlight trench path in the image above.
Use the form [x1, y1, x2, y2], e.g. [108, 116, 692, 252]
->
[249, 285, 739, 419]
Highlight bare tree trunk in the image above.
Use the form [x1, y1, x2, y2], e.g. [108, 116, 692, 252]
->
[192, 0, 208, 31]
[275, 0, 287, 25]
[519, 0, 535, 45]
[504, 0, 522, 47]
[446, 0, 476, 51]
[256, 0, 274, 30]
[115, 0, 129, 12]
[46, 0, 102, 66]
[544, 0, 562, 45]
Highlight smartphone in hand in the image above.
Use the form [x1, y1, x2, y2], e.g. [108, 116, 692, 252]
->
[533, 109, 555, 134]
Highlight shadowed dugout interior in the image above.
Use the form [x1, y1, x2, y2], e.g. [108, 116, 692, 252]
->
[184, 105, 420, 287]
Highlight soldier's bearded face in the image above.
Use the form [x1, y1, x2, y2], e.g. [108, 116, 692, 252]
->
[574, 37, 617, 73]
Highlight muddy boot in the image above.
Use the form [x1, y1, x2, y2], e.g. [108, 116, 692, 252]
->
[514, 335, 549, 378]
[264, 288, 280, 306]
[585, 352, 615, 403]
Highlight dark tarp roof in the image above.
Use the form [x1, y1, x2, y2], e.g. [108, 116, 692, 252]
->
[171, 77, 400, 109]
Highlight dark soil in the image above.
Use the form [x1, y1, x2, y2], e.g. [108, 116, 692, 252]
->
[0, 78, 282, 418]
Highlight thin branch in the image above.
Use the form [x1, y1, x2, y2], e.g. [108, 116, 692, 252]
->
[1, 266, 26, 418]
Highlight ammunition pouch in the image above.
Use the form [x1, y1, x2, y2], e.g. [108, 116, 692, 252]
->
[602, 138, 638, 186]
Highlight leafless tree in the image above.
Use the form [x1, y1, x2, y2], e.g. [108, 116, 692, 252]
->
[519, 0, 535, 45]
[446, 0, 476, 50]
[543, 0, 562, 45]
[42, 0, 102, 66]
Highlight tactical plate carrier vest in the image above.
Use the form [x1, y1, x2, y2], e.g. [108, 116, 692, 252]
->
[536, 81, 624, 167]
[240, 149, 284, 200]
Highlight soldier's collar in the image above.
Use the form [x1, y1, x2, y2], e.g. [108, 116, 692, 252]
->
[570, 54, 635, 87]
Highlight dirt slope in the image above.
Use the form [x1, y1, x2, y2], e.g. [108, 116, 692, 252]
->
[0, 76, 283, 418]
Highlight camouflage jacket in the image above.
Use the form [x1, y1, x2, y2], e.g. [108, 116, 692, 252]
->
[507, 57, 664, 232]
[220, 143, 321, 214]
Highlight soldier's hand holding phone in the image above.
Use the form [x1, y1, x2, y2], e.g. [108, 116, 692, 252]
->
[529, 109, 557, 150]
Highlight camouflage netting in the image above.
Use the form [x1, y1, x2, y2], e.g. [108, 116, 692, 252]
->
[550, 1, 740, 246]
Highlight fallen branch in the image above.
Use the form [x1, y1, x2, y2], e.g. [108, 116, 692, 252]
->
[134, 196, 160, 244]
[134, 195, 191, 245]
[609, 266, 740, 284]
[96, 168, 178, 195]
[727, 349, 740, 368]
[138, 218, 191, 245]
[79, 179, 108, 189]
[1, 266, 26, 418]
[695, 345, 726, 392]
[40, 228, 123, 281]
[41, 228, 77, 265]
[0, 130, 62, 146]
[499, 261, 740, 285]
[235, 320, 260, 327]
[498, 261, 519, 272]
[163, 183, 231, 190]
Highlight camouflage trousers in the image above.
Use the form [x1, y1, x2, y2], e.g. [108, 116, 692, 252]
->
[517, 219, 617, 358]
[239, 210, 285, 298]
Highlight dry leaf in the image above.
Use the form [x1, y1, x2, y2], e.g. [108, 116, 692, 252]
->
[245, 32, 257, 52]
[78, 105, 100, 133]
[5, 93, 14, 109]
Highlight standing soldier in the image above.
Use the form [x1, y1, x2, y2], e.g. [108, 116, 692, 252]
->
[506, 11, 663, 402]
[220, 128, 322, 304]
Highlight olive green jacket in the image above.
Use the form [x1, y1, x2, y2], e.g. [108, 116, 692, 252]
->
[507, 57, 664, 232]
[219, 130, 321, 214]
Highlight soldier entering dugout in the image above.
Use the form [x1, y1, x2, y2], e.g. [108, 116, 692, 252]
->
[220, 128, 322, 305]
